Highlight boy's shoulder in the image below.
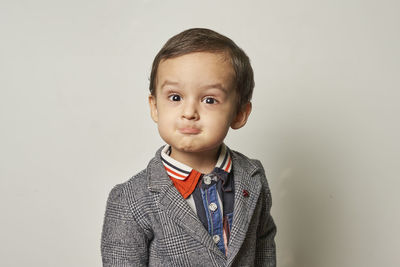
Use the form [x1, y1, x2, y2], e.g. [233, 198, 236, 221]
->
[109, 147, 166, 199]
[106, 168, 150, 209]
[230, 148, 266, 173]
[229, 148, 271, 190]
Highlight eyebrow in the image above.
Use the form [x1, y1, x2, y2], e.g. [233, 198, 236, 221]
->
[160, 80, 229, 94]
[200, 83, 228, 94]
[160, 80, 180, 89]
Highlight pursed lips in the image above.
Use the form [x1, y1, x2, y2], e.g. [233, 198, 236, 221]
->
[179, 127, 201, 134]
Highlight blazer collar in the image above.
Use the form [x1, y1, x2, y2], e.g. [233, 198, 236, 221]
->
[146, 146, 172, 192]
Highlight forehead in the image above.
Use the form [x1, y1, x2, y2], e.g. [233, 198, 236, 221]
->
[156, 52, 235, 91]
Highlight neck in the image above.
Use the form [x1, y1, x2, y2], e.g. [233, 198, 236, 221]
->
[170, 146, 221, 174]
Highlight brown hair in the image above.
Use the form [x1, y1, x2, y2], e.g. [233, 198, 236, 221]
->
[149, 28, 254, 110]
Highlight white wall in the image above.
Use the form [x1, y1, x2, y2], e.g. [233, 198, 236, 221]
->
[1, 0, 399, 266]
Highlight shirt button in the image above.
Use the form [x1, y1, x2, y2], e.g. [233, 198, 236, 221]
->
[208, 202, 218, 212]
[203, 175, 211, 185]
[213, 235, 220, 244]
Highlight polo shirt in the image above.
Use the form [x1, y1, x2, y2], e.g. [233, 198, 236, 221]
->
[161, 144, 235, 256]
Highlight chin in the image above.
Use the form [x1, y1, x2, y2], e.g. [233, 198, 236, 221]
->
[178, 142, 222, 154]
[175, 143, 198, 152]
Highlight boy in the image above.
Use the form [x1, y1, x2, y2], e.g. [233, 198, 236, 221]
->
[101, 28, 276, 267]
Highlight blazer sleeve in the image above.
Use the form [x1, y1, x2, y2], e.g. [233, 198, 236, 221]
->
[254, 160, 277, 267]
[101, 184, 150, 267]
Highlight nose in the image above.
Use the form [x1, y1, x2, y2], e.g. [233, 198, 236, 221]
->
[182, 99, 199, 120]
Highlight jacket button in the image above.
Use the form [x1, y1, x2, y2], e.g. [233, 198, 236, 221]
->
[213, 235, 220, 244]
[208, 202, 218, 212]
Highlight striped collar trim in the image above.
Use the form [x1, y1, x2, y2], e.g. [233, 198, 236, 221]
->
[161, 144, 232, 181]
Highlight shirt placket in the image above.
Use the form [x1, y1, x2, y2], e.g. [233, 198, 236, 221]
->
[200, 183, 225, 255]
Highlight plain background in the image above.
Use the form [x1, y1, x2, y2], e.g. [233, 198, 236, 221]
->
[1, 0, 399, 266]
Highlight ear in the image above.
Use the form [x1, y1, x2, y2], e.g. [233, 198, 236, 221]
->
[231, 102, 252, 129]
[148, 94, 158, 123]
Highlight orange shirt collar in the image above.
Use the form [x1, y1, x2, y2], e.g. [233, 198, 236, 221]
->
[161, 144, 232, 198]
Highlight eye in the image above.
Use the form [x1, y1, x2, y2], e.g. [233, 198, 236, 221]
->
[168, 94, 181, 101]
[202, 97, 217, 104]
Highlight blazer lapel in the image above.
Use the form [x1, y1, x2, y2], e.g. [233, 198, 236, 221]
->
[147, 148, 226, 259]
[159, 184, 225, 258]
[227, 152, 262, 265]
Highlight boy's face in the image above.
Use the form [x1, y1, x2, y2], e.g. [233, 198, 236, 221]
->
[149, 52, 251, 158]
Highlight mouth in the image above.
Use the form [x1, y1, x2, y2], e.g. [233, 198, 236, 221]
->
[179, 127, 201, 134]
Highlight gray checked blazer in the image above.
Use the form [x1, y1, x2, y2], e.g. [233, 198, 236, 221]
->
[101, 147, 276, 267]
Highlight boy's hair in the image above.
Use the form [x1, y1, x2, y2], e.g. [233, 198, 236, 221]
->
[149, 28, 254, 110]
